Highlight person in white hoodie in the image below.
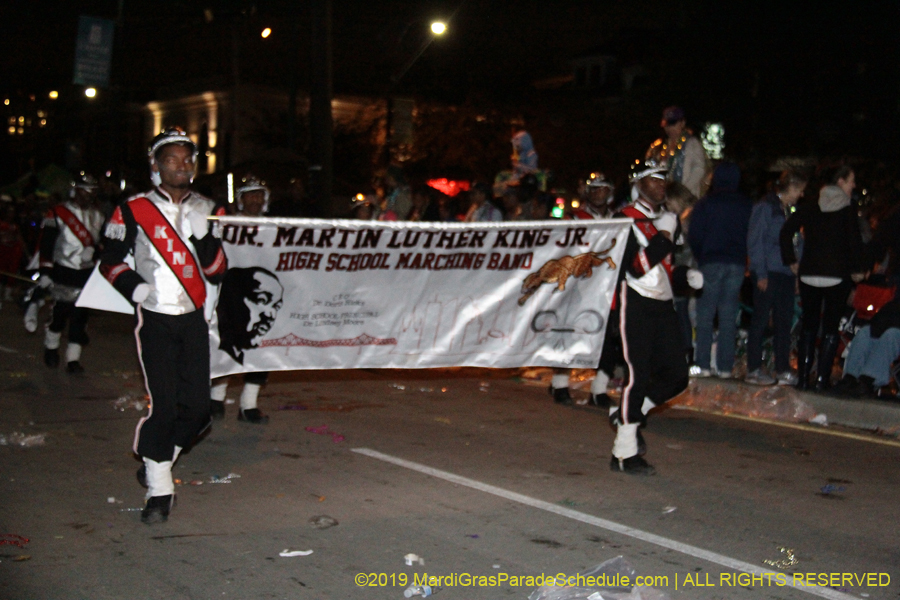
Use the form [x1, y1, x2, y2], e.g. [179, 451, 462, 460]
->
[780, 165, 866, 391]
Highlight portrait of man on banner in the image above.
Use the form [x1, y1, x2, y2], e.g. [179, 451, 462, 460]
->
[216, 267, 284, 365]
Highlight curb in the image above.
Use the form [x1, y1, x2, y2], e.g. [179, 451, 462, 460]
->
[685, 378, 900, 437]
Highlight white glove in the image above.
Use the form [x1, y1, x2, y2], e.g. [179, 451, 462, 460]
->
[80, 246, 95, 264]
[132, 283, 154, 304]
[187, 211, 209, 240]
[655, 212, 678, 237]
[37, 274, 54, 289]
[687, 268, 704, 290]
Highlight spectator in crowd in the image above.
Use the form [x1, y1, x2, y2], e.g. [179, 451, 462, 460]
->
[437, 192, 463, 221]
[780, 165, 866, 391]
[350, 195, 380, 220]
[511, 130, 539, 182]
[499, 174, 542, 221]
[666, 182, 699, 366]
[517, 175, 544, 220]
[407, 185, 443, 221]
[381, 165, 412, 221]
[528, 192, 555, 220]
[500, 187, 524, 220]
[646, 106, 709, 198]
[865, 201, 900, 288]
[688, 162, 753, 378]
[463, 182, 503, 222]
[745, 170, 807, 386]
[833, 298, 900, 399]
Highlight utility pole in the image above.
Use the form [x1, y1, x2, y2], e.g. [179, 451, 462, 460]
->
[286, 16, 300, 158]
[308, 0, 333, 216]
[228, 17, 241, 169]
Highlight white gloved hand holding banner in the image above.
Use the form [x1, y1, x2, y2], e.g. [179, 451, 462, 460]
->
[187, 211, 209, 240]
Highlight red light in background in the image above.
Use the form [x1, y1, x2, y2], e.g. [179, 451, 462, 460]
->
[427, 179, 471, 197]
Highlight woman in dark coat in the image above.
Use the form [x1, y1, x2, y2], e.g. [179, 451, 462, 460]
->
[780, 165, 866, 391]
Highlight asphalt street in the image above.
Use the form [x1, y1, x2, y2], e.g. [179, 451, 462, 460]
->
[1, 307, 898, 600]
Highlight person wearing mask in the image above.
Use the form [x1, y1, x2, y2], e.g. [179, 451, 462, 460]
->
[744, 171, 807, 386]
[780, 165, 865, 391]
[688, 162, 752, 379]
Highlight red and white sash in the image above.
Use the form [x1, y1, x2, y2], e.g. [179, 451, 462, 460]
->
[54, 205, 95, 249]
[129, 197, 206, 309]
[620, 205, 674, 282]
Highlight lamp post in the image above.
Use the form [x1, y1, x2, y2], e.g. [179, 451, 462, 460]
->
[384, 20, 447, 163]
[390, 20, 447, 84]
[308, 0, 333, 215]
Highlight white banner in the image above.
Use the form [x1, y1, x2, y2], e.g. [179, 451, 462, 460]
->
[210, 217, 630, 377]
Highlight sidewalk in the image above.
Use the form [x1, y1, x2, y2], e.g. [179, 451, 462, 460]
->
[517, 367, 900, 439]
[684, 377, 900, 435]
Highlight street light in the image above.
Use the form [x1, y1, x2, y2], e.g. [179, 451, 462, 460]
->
[85, 87, 97, 98]
[390, 19, 449, 84]
[383, 18, 449, 163]
[261, 27, 271, 38]
[49, 91, 58, 99]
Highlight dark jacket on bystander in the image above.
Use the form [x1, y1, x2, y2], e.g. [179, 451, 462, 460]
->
[688, 162, 752, 267]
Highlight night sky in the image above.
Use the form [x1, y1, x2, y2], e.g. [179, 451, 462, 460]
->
[2, 0, 899, 187]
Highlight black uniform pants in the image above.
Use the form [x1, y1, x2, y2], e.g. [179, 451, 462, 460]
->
[48, 300, 90, 346]
[134, 307, 211, 462]
[244, 371, 269, 386]
[619, 284, 688, 425]
[597, 308, 623, 378]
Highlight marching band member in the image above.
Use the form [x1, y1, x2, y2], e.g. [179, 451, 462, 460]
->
[210, 175, 273, 424]
[609, 158, 694, 475]
[551, 172, 622, 407]
[99, 127, 227, 523]
[39, 173, 104, 373]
